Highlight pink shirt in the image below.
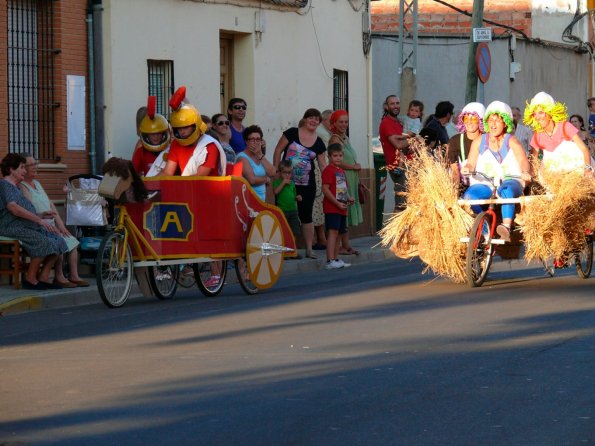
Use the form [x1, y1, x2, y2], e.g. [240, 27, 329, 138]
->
[531, 121, 578, 152]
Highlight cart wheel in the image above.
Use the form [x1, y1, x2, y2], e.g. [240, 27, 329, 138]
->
[576, 233, 593, 279]
[148, 265, 179, 299]
[246, 211, 285, 290]
[194, 260, 227, 297]
[466, 211, 495, 287]
[235, 258, 259, 295]
[96, 231, 133, 308]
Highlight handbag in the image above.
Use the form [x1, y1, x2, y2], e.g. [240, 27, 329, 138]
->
[357, 182, 368, 205]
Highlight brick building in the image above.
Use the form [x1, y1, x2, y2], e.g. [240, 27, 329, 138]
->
[0, 0, 91, 200]
[372, 1, 533, 37]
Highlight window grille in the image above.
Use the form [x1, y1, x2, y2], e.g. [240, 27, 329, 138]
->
[7, 0, 56, 160]
[148, 60, 174, 119]
[333, 69, 349, 112]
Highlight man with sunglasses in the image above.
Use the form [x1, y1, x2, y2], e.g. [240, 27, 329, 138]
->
[227, 98, 248, 153]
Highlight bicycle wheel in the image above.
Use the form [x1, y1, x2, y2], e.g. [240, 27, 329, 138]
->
[96, 231, 133, 308]
[194, 260, 227, 297]
[148, 265, 179, 299]
[466, 211, 495, 287]
[235, 258, 259, 295]
[575, 234, 593, 279]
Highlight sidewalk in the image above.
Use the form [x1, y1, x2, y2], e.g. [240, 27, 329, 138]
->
[0, 236, 394, 316]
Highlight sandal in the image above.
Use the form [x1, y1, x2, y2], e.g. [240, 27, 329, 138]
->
[496, 224, 511, 242]
[339, 248, 360, 256]
[305, 250, 318, 259]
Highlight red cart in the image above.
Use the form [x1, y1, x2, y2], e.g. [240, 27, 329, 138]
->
[95, 174, 297, 308]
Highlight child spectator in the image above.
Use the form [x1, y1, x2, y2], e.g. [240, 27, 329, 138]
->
[401, 100, 424, 136]
[321, 144, 353, 270]
[273, 160, 302, 258]
[588, 97, 595, 138]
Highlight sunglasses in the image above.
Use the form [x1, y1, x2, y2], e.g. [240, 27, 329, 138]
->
[232, 105, 247, 110]
[216, 120, 230, 126]
[463, 115, 479, 123]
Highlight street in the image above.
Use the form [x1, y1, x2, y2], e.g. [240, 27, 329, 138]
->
[1, 258, 594, 446]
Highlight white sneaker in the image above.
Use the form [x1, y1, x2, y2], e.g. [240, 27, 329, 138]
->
[325, 259, 344, 270]
[335, 259, 351, 268]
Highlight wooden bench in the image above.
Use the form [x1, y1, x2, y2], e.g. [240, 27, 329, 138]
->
[0, 237, 26, 289]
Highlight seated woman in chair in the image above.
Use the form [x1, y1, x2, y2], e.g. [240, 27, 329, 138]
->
[0, 153, 67, 290]
[19, 154, 89, 287]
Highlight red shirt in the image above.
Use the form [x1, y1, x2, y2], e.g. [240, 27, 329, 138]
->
[379, 115, 404, 167]
[168, 140, 220, 176]
[131, 141, 158, 176]
[322, 164, 348, 216]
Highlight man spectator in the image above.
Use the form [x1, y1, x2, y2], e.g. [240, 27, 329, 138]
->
[227, 98, 247, 153]
[379, 95, 410, 211]
[424, 101, 454, 145]
[511, 106, 533, 155]
[317, 109, 333, 146]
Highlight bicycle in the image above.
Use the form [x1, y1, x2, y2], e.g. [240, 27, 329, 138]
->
[460, 172, 593, 287]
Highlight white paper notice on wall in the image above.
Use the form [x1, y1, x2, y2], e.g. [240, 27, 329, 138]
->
[67, 75, 86, 150]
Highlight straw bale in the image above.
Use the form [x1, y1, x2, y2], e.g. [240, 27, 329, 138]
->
[518, 168, 595, 261]
[379, 140, 474, 282]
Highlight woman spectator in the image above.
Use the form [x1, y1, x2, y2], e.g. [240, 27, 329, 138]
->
[273, 108, 327, 259]
[327, 110, 362, 255]
[569, 114, 595, 158]
[237, 125, 276, 202]
[210, 113, 236, 164]
[19, 154, 89, 287]
[0, 153, 67, 290]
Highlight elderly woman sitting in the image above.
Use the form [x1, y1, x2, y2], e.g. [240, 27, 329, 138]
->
[0, 153, 67, 290]
[19, 154, 89, 287]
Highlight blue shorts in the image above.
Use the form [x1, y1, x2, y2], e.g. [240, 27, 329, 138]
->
[325, 213, 347, 234]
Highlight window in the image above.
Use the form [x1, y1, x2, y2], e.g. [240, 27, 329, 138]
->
[148, 60, 174, 119]
[7, 0, 56, 160]
[333, 69, 348, 112]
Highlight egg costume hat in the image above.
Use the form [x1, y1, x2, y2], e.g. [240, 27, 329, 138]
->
[523, 91, 568, 133]
[483, 100, 514, 134]
[138, 96, 171, 153]
[169, 86, 208, 146]
[456, 102, 486, 133]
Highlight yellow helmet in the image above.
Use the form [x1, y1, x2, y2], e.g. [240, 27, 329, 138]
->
[139, 113, 171, 153]
[170, 103, 207, 146]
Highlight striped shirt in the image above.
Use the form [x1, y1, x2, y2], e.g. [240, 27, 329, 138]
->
[514, 123, 533, 155]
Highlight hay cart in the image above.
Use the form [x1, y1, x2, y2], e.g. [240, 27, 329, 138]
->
[95, 174, 297, 307]
[459, 173, 593, 287]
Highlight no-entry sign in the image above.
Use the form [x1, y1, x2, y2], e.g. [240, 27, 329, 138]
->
[475, 42, 491, 84]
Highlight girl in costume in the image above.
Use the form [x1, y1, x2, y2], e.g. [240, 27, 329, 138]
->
[132, 97, 171, 177]
[447, 101, 485, 190]
[523, 91, 594, 176]
[461, 101, 531, 242]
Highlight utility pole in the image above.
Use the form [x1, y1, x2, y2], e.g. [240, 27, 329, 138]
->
[465, 0, 484, 104]
[397, 0, 418, 107]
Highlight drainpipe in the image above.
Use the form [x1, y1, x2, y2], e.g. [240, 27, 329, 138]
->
[86, 3, 96, 174]
[89, 0, 106, 174]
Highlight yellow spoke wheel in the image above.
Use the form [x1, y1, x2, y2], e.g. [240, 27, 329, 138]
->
[246, 211, 285, 289]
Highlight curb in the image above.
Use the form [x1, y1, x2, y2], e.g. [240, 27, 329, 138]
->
[0, 245, 394, 316]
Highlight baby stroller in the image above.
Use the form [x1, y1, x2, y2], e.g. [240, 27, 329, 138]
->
[65, 174, 110, 265]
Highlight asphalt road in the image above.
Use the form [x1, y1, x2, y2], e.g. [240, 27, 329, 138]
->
[1, 259, 594, 446]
